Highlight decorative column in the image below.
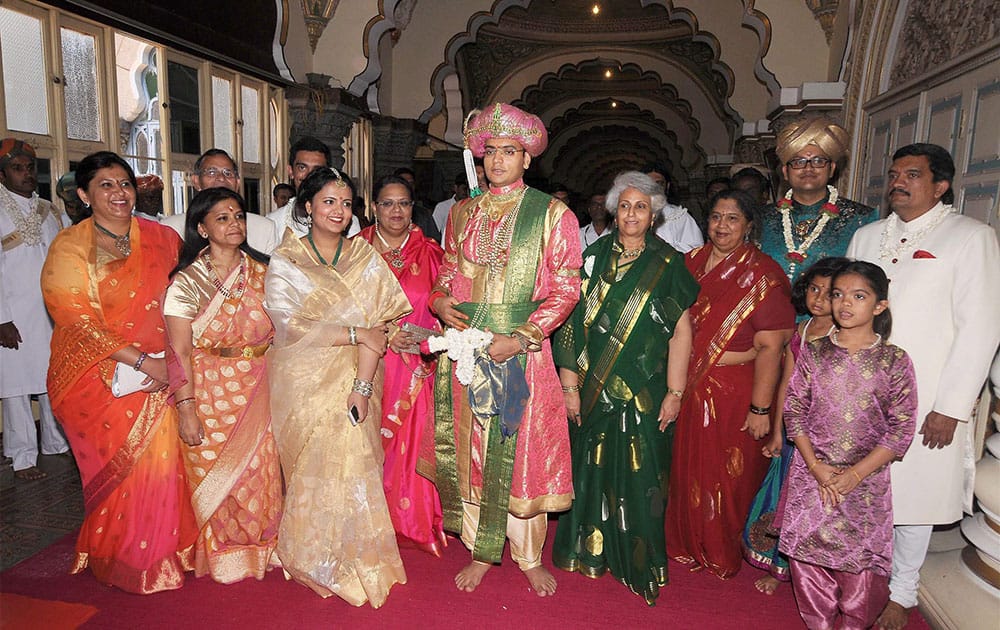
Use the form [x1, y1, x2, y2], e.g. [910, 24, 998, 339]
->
[285, 83, 366, 170]
[371, 115, 428, 181]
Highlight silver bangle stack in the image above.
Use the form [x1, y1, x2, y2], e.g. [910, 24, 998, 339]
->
[348, 326, 358, 346]
[352, 378, 374, 398]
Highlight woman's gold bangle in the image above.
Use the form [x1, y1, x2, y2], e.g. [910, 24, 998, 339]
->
[851, 469, 862, 484]
[809, 460, 820, 472]
[667, 388, 684, 398]
[561, 385, 580, 393]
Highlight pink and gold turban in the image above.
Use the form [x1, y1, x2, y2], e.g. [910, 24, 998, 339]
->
[464, 103, 548, 158]
[776, 118, 849, 164]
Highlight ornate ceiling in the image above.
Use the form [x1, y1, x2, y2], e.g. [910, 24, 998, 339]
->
[349, 0, 838, 198]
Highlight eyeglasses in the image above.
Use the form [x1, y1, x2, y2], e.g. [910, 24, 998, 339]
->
[786, 156, 832, 169]
[197, 167, 238, 179]
[376, 199, 414, 210]
[483, 147, 526, 158]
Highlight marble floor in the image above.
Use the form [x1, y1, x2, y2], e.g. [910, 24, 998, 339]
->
[0, 449, 83, 571]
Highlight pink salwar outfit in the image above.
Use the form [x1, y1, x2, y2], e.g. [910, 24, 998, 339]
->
[779, 337, 917, 629]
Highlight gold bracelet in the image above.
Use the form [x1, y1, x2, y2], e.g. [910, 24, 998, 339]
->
[667, 388, 684, 398]
[561, 385, 580, 393]
[348, 326, 358, 346]
[809, 460, 820, 472]
[851, 469, 862, 484]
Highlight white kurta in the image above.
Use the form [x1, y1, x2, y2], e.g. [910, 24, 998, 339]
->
[847, 202, 1000, 524]
[654, 203, 703, 253]
[0, 190, 64, 396]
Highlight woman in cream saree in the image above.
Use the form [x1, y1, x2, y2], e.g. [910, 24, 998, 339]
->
[264, 168, 411, 607]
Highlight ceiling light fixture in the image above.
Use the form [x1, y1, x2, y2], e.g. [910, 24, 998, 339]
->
[592, 5, 601, 16]
[611, 100, 617, 108]
[604, 69, 612, 78]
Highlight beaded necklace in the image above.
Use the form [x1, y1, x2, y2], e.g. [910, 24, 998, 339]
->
[202, 250, 246, 299]
[94, 221, 131, 257]
[0, 187, 43, 246]
[307, 231, 344, 267]
[375, 223, 410, 269]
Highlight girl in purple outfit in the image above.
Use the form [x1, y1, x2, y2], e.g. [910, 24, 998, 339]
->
[779, 261, 917, 630]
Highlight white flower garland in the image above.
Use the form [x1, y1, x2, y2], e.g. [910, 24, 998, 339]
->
[779, 184, 838, 275]
[878, 203, 952, 263]
[427, 327, 494, 385]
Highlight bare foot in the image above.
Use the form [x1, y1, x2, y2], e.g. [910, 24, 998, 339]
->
[455, 561, 491, 592]
[523, 565, 557, 597]
[754, 575, 781, 595]
[14, 466, 46, 481]
[876, 600, 911, 630]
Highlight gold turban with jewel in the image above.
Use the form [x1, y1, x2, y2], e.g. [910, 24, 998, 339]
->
[776, 118, 849, 164]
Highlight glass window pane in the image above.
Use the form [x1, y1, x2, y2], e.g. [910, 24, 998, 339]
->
[0, 8, 50, 134]
[167, 61, 201, 155]
[115, 33, 162, 176]
[241, 85, 260, 163]
[212, 76, 233, 153]
[61, 28, 101, 141]
[171, 169, 189, 214]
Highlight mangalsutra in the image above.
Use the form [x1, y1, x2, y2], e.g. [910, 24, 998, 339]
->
[620, 245, 645, 259]
[202, 250, 246, 299]
[375, 223, 410, 269]
[94, 222, 131, 257]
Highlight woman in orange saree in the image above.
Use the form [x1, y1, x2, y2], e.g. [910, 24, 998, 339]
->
[165, 188, 282, 583]
[41, 152, 197, 593]
[665, 190, 794, 579]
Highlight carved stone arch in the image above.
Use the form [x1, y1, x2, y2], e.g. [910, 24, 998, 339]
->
[741, 1, 781, 98]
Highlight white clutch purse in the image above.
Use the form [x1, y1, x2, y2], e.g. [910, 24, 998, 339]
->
[111, 351, 165, 397]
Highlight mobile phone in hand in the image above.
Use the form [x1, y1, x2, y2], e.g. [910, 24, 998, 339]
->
[349, 405, 360, 426]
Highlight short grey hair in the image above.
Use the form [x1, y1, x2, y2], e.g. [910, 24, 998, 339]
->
[605, 171, 667, 216]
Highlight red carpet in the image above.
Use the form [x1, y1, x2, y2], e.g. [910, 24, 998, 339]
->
[1, 529, 931, 629]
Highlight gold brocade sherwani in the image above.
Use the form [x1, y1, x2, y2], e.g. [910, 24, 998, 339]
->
[264, 230, 411, 608]
[423, 184, 582, 522]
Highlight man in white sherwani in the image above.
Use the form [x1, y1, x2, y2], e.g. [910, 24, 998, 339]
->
[0, 139, 70, 480]
[846, 143, 1000, 629]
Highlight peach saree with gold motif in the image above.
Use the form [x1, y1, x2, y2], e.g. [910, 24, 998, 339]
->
[165, 254, 282, 583]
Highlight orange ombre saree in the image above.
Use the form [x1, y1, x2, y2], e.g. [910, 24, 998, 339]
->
[164, 254, 282, 583]
[41, 216, 197, 594]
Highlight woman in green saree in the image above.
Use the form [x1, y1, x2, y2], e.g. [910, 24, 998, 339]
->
[553, 171, 698, 605]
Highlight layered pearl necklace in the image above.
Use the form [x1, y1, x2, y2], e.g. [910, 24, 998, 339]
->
[878, 203, 951, 264]
[1, 187, 43, 246]
[779, 185, 839, 276]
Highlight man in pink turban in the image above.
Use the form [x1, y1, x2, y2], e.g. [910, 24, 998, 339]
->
[426, 103, 582, 596]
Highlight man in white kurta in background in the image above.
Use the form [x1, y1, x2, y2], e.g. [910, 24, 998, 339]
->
[267, 136, 359, 241]
[0, 139, 70, 480]
[162, 148, 280, 253]
[432, 173, 468, 242]
[846, 143, 1000, 630]
[643, 162, 703, 253]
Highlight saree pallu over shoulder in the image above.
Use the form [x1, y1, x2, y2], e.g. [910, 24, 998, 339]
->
[41, 217, 196, 594]
[265, 232, 410, 607]
[171, 257, 283, 583]
[358, 226, 447, 553]
[665, 242, 794, 579]
[552, 232, 699, 604]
